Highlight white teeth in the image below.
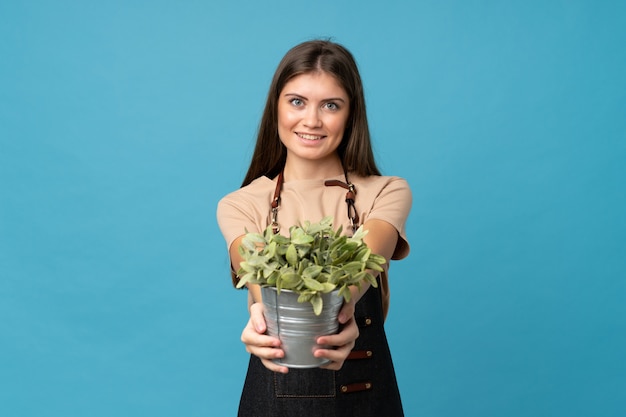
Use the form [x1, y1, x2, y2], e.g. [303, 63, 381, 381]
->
[298, 133, 323, 140]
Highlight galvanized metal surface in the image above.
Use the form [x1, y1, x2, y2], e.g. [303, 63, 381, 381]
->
[261, 287, 343, 368]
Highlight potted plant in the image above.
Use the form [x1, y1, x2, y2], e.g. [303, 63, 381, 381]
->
[236, 216, 386, 368]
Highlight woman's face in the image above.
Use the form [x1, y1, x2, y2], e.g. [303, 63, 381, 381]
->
[277, 71, 350, 165]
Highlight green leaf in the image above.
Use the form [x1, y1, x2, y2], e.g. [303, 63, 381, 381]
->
[331, 249, 352, 265]
[368, 253, 386, 265]
[246, 256, 267, 267]
[266, 241, 277, 258]
[364, 272, 379, 287]
[297, 245, 311, 258]
[350, 226, 368, 241]
[329, 235, 347, 250]
[311, 294, 323, 316]
[317, 272, 331, 283]
[355, 247, 371, 262]
[238, 261, 256, 273]
[236, 272, 255, 288]
[297, 259, 305, 275]
[266, 272, 278, 285]
[262, 262, 279, 277]
[329, 269, 347, 284]
[341, 261, 364, 275]
[302, 265, 323, 279]
[351, 270, 369, 284]
[286, 244, 298, 266]
[270, 234, 290, 245]
[365, 260, 385, 272]
[235, 216, 385, 300]
[242, 233, 265, 249]
[280, 271, 301, 289]
[338, 284, 351, 302]
[291, 231, 314, 245]
[303, 277, 325, 291]
[297, 290, 315, 302]
[305, 216, 333, 235]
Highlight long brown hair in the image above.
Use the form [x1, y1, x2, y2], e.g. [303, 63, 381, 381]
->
[241, 40, 381, 187]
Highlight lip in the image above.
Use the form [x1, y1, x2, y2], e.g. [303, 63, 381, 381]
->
[296, 132, 326, 141]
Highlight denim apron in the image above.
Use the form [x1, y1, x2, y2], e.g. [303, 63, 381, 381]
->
[237, 283, 404, 417]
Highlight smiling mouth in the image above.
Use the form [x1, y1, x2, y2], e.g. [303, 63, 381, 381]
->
[297, 132, 325, 141]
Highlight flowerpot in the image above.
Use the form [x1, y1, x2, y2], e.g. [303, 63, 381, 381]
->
[261, 286, 344, 368]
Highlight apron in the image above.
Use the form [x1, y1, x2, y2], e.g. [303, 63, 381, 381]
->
[237, 283, 404, 417]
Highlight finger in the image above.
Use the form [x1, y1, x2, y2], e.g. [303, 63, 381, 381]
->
[241, 318, 286, 369]
[315, 316, 358, 370]
[316, 340, 354, 363]
[315, 331, 357, 370]
[241, 321, 281, 347]
[317, 328, 359, 347]
[241, 331, 282, 348]
[317, 355, 347, 371]
[316, 318, 359, 347]
[249, 302, 267, 333]
[246, 344, 285, 361]
[261, 358, 289, 374]
[337, 300, 355, 324]
[317, 339, 355, 371]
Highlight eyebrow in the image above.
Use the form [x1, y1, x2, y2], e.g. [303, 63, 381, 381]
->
[283, 93, 347, 103]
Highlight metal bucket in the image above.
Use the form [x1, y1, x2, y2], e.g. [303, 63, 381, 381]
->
[261, 287, 343, 368]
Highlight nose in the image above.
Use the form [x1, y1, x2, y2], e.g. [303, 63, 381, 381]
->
[303, 107, 322, 128]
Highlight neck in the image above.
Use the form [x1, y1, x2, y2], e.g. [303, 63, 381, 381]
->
[282, 155, 344, 181]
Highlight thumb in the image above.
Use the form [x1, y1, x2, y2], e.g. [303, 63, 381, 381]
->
[338, 300, 355, 324]
[250, 302, 267, 333]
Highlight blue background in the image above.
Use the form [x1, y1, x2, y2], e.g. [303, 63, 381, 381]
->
[1, 1, 625, 416]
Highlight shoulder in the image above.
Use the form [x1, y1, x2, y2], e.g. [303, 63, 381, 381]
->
[352, 173, 410, 187]
[216, 176, 276, 250]
[352, 174, 412, 200]
[217, 176, 275, 210]
[216, 176, 276, 229]
[351, 174, 413, 260]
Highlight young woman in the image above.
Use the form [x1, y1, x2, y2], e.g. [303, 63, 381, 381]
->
[217, 40, 412, 417]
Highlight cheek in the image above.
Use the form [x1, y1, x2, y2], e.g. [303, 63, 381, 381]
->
[278, 108, 297, 129]
[329, 115, 348, 135]
[277, 110, 294, 142]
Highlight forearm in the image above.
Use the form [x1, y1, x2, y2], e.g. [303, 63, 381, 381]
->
[349, 281, 372, 305]
[247, 283, 262, 310]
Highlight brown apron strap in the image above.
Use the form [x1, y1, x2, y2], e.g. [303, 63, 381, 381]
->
[324, 175, 360, 232]
[270, 170, 359, 234]
[270, 171, 283, 233]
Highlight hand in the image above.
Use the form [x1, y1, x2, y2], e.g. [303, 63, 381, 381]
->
[240, 302, 289, 374]
[314, 299, 359, 371]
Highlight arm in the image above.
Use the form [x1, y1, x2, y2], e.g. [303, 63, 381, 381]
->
[233, 219, 400, 372]
[231, 229, 359, 373]
[315, 218, 399, 369]
[229, 235, 290, 373]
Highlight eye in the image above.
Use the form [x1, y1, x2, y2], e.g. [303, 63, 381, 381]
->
[290, 98, 304, 107]
[324, 102, 339, 111]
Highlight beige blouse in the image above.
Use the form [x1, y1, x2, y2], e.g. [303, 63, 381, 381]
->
[217, 173, 412, 318]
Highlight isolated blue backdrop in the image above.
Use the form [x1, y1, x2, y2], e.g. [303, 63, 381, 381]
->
[1, 1, 624, 416]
